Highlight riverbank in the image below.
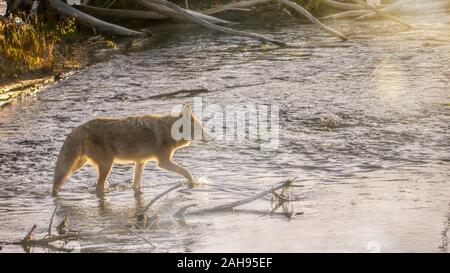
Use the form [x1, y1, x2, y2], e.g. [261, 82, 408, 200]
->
[0, 10, 88, 107]
[0, 39, 88, 107]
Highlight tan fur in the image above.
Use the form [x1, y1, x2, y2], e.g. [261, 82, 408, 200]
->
[52, 106, 211, 196]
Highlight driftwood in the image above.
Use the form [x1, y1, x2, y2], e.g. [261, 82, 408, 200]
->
[0, 177, 298, 251]
[137, 177, 298, 221]
[11, 0, 419, 46]
[353, 0, 411, 21]
[134, 0, 286, 46]
[48, 0, 144, 36]
[75, 4, 166, 20]
[351, 0, 413, 28]
[322, 0, 364, 10]
[0, 221, 79, 247]
[185, 178, 297, 216]
[321, 9, 368, 20]
[133, 0, 232, 25]
[0, 213, 148, 251]
[203, 0, 271, 15]
[276, 0, 348, 41]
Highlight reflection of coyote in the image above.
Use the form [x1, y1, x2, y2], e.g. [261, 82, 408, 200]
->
[52, 105, 213, 196]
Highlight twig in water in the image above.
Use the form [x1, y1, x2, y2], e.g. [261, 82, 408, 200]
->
[47, 206, 58, 237]
[22, 224, 37, 243]
[126, 226, 156, 249]
[138, 182, 183, 221]
[56, 215, 69, 235]
[185, 178, 297, 216]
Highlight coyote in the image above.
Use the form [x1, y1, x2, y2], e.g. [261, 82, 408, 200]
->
[52, 105, 213, 196]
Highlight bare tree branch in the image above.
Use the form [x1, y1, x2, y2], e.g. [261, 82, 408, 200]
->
[133, 0, 286, 46]
[275, 0, 349, 41]
[48, 0, 144, 36]
[351, 0, 413, 29]
[133, 0, 232, 25]
[75, 4, 166, 20]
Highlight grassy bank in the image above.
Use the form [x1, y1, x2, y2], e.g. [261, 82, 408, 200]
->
[0, 13, 104, 106]
[0, 13, 81, 78]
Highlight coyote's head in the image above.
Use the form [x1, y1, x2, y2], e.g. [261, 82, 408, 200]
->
[172, 104, 214, 143]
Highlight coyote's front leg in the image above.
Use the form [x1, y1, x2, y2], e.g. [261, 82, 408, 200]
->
[157, 154, 195, 187]
[95, 159, 113, 196]
[132, 162, 146, 193]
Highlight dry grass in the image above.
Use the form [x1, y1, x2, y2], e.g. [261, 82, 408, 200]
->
[0, 14, 77, 78]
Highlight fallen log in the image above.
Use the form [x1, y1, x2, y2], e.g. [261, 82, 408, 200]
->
[133, 0, 232, 25]
[203, 0, 271, 15]
[320, 9, 368, 20]
[75, 4, 166, 20]
[322, 0, 364, 10]
[276, 0, 349, 41]
[48, 0, 144, 36]
[134, 0, 286, 46]
[353, 0, 412, 21]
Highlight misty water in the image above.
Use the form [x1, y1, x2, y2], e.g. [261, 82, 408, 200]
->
[0, 12, 449, 252]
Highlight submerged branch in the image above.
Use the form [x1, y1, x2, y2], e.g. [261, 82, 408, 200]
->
[138, 182, 183, 221]
[320, 9, 367, 20]
[186, 178, 297, 215]
[322, 0, 364, 10]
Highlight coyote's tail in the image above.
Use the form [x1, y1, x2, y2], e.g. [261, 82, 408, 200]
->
[52, 132, 84, 196]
